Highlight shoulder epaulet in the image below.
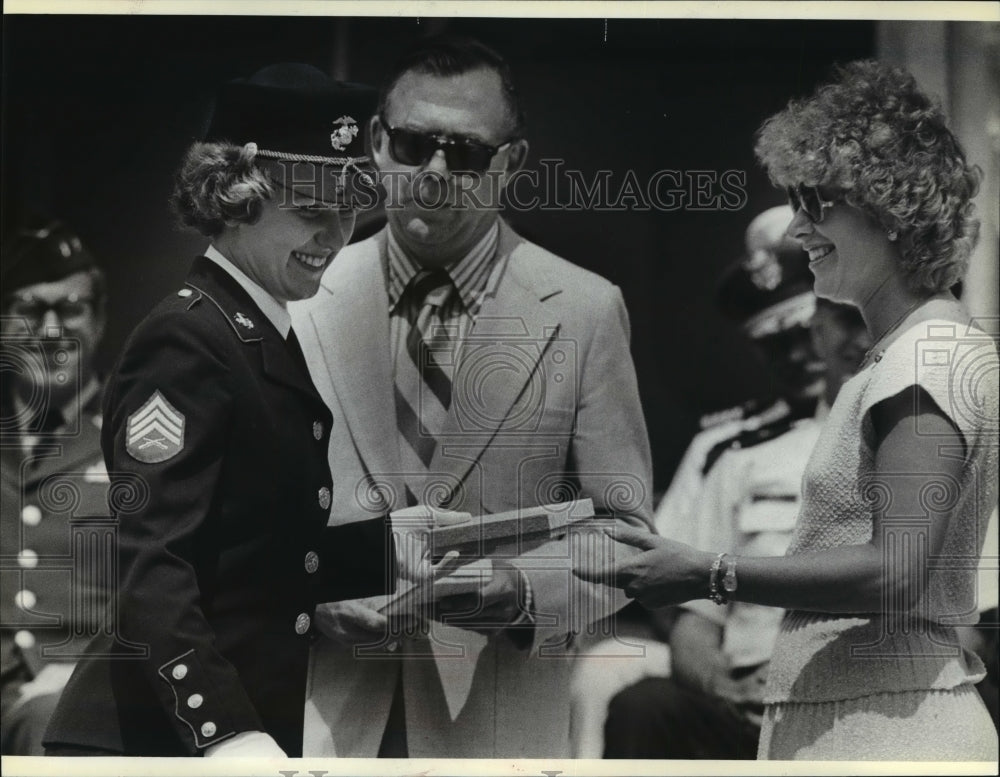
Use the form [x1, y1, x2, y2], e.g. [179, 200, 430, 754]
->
[183, 283, 263, 344]
[700, 403, 797, 476]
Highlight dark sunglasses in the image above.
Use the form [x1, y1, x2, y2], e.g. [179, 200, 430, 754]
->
[787, 185, 838, 223]
[379, 115, 512, 174]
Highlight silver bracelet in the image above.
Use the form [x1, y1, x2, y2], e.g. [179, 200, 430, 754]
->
[708, 552, 728, 605]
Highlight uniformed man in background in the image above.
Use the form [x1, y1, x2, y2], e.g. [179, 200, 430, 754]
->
[1, 221, 111, 754]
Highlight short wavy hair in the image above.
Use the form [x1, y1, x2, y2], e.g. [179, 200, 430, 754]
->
[170, 141, 275, 237]
[754, 60, 981, 294]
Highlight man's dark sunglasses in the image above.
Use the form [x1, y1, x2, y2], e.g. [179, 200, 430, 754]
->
[379, 115, 513, 174]
[787, 184, 838, 224]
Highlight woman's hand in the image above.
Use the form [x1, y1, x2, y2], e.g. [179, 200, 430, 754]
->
[314, 600, 391, 646]
[573, 525, 713, 609]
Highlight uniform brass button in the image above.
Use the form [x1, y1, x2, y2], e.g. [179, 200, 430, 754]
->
[318, 487, 331, 510]
[187, 693, 204, 709]
[304, 551, 320, 574]
[201, 721, 217, 738]
[177, 288, 193, 298]
[21, 506, 42, 526]
[14, 630, 35, 650]
[17, 549, 38, 569]
[295, 613, 311, 635]
[313, 421, 323, 440]
[172, 664, 188, 680]
[14, 590, 36, 610]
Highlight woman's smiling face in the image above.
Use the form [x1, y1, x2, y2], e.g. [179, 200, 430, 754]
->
[223, 196, 356, 303]
[787, 193, 895, 307]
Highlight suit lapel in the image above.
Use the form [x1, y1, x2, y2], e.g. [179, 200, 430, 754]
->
[430, 222, 565, 490]
[307, 232, 403, 482]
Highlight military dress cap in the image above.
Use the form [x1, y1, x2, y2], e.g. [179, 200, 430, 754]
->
[717, 205, 815, 339]
[1, 220, 98, 292]
[204, 62, 378, 207]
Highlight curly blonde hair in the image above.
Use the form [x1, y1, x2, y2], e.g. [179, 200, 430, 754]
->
[754, 60, 981, 294]
[170, 142, 275, 237]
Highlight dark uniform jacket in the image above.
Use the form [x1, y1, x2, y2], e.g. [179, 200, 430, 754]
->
[44, 257, 394, 756]
[1, 391, 110, 706]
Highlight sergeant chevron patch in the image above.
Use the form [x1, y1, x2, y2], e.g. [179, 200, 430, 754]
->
[126, 391, 185, 463]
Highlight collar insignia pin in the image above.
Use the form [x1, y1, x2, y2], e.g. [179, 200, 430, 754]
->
[234, 312, 254, 329]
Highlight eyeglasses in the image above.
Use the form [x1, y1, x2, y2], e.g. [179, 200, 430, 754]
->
[5, 294, 95, 327]
[787, 185, 838, 224]
[379, 115, 512, 174]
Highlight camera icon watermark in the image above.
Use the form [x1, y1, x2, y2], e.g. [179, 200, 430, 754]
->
[1, 318, 84, 437]
[422, 318, 578, 437]
[912, 320, 999, 440]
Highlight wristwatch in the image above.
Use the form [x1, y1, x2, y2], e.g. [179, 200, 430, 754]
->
[722, 556, 738, 595]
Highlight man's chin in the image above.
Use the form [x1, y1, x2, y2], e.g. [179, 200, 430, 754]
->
[392, 218, 465, 256]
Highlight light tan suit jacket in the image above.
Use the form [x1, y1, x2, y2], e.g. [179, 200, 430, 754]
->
[291, 221, 653, 757]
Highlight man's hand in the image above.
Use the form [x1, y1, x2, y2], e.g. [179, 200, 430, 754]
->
[203, 731, 287, 758]
[313, 600, 390, 646]
[434, 560, 525, 633]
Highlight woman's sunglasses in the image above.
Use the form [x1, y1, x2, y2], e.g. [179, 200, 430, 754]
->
[379, 115, 512, 174]
[787, 185, 838, 223]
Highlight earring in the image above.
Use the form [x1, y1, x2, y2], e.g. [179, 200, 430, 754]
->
[887, 229, 899, 242]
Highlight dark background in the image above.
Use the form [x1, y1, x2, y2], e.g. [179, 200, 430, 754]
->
[1, 15, 875, 490]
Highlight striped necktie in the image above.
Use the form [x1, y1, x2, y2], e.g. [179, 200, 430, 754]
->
[394, 269, 456, 500]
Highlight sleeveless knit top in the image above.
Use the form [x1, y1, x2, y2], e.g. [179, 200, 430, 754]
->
[764, 317, 999, 704]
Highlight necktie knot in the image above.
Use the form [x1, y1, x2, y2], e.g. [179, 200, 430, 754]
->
[408, 269, 453, 312]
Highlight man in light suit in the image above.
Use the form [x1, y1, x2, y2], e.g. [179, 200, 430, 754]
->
[291, 35, 653, 757]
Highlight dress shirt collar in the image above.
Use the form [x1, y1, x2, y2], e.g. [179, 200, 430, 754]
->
[203, 245, 291, 338]
[386, 220, 500, 314]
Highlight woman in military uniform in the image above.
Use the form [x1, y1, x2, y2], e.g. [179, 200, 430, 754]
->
[44, 64, 422, 758]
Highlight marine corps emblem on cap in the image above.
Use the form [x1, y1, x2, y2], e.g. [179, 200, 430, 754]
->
[203, 64, 378, 208]
[126, 391, 185, 463]
[331, 116, 359, 152]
